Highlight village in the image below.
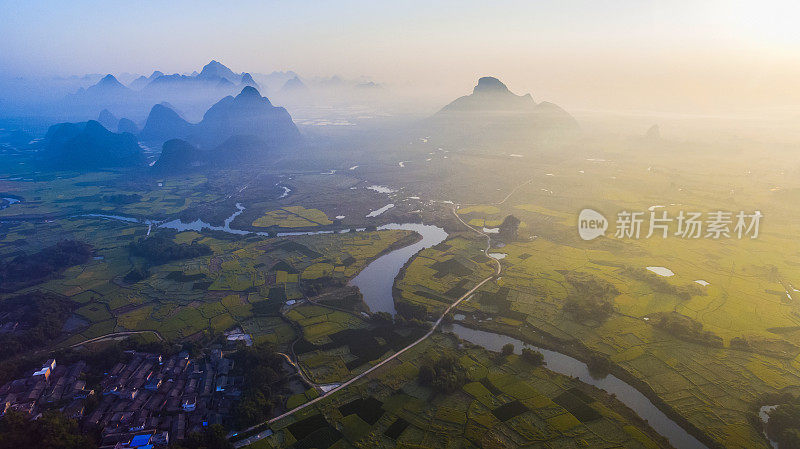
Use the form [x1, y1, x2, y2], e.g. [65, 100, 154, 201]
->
[0, 348, 241, 448]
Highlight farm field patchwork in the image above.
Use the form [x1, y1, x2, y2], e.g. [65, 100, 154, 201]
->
[253, 333, 669, 449]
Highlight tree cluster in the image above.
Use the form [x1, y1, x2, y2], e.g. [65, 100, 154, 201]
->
[498, 215, 521, 241]
[521, 348, 545, 366]
[230, 343, 286, 428]
[0, 240, 92, 291]
[562, 271, 619, 323]
[622, 267, 702, 300]
[171, 424, 233, 449]
[650, 312, 723, 348]
[129, 233, 211, 265]
[766, 399, 800, 449]
[417, 353, 468, 394]
[395, 301, 428, 321]
[0, 291, 76, 362]
[0, 410, 96, 449]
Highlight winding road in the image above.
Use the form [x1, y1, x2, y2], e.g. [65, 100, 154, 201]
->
[230, 180, 529, 445]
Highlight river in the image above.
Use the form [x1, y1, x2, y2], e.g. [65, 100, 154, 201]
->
[445, 324, 708, 449]
[348, 223, 708, 448]
[349, 223, 448, 315]
[81, 205, 709, 449]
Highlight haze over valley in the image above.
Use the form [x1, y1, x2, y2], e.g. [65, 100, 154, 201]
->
[2, 2, 800, 449]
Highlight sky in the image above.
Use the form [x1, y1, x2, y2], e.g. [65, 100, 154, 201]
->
[2, 0, 800, 114]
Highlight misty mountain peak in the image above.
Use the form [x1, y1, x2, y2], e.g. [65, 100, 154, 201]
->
[473, 76, 511, 95]
[431, 77, 578, 146]
[439, 76, 534, 114]
[235, 86, 270, 104]
[139, 103, 193, 143]
[96, 74, 125, 89]
[151, 103, 178, 115]
[241, 72, 259, 88]
[199, 60, 237, 82]
[216, 78, 234, 88]
[281, 76, 307, 91]
[83, 74, 130, 97]
[100, 74, 119, 83]
[195, 86, 298, 148]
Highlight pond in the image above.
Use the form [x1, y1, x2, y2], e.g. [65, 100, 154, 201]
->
[1, 197, 20, 210]
[367, 185, 396, 194]
[366, 203, 394, 217]
[646, 266, 675, 277]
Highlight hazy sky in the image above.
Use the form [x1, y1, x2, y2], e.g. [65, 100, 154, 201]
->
[2, 0, 800, 114]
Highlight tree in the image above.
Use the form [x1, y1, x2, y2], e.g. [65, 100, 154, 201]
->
[0, 410, 97, 449]
[501, 343, 514, 356]
[0, 240, 92, 292]
[0, 291, 77, 364]
[371, 312, 393, 324]
[586, 355, 611, 379]
[418, 365, 435, 385]
[498, 215, 521, 240]
[521, 348, 545, 366]
[175, 424, 233, 449]
[765, 400, 800, 449]
[129, 233, 211, 265]
[230, 343, 285, 428]
[417, 353, 467, 393]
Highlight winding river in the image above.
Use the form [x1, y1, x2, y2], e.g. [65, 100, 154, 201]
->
[81, 205, 708, 449]
[348, 226, 708, 448]
[349, 223, 448, 315]
[446, 324, 707, 449]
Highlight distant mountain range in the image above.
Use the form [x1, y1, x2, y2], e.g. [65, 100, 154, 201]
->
[128, 71, 164, 90]
[61, 61, 263, 120]
[427, 76, 578, 148]
[50, 60, 384, 124]
[141, 60, 260, 95]
[75, 61, 378, 101]
[39, 84, 300, 171]
[140, 86, 300, 149]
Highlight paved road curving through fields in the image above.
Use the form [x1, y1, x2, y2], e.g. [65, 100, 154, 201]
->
[230, 196, 512, 445]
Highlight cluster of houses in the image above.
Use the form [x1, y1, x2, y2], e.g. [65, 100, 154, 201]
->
[0, 358, 90, 417]
[0, 349, 242, 449]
